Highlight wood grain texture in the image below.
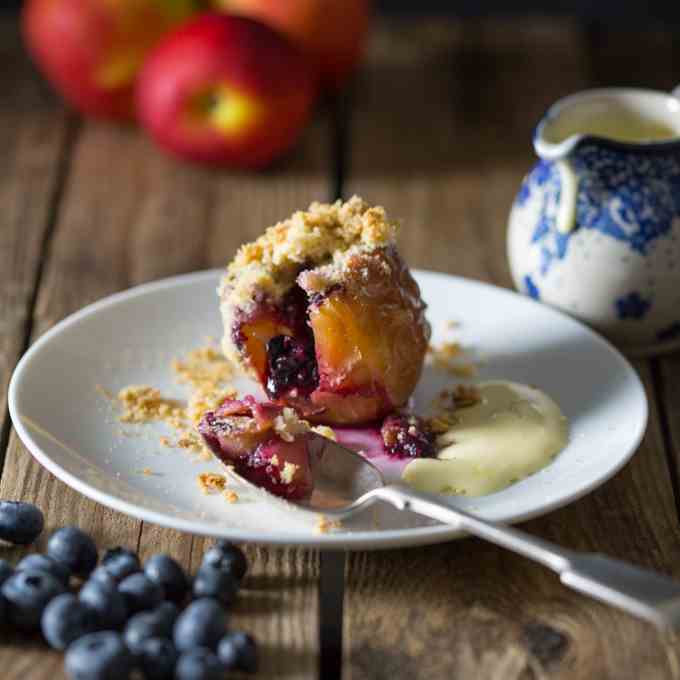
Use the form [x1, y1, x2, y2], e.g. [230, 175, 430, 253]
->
[0, 94, 330, 674]
[0, 18, 71, 469]
[343, 18, 680, 680]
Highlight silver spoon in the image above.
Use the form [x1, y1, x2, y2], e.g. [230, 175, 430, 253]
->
[296, 434, 680, 630]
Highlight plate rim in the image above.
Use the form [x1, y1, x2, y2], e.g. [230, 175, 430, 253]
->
[8, 268, 648, 550]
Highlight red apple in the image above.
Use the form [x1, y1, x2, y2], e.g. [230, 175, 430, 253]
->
[214, 0, 371, 90]
[136, 13, 318, 169]
[22, 0, 198, 119]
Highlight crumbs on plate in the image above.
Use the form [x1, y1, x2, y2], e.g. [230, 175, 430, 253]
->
[427, 340, 478, 377]
[104, 343, 237, 462]
[315, 515, 342, 534]
[197, 473, 227, 494]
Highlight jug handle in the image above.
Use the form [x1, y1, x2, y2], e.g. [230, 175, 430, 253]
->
[672, 85, 680, 100]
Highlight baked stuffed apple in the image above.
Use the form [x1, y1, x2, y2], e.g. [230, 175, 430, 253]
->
[219, 196, 430, 425]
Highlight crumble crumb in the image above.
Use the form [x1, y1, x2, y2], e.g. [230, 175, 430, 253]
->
[159, 436, 171, 447]
[280, 462, 300, 484]
[453, 384, 481, 408]
[315, 515, 342, 534]
[428, 340, 478, 378]
[198, 473, 227, 494]
[273, 407, 310, 442]
[223, 490, 239, 504]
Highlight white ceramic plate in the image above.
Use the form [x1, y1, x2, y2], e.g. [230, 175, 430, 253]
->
[8, 270, 647, 550]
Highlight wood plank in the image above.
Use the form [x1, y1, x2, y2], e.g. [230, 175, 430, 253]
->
[0, 98, 329, 675]
[0, 17, 70, 470]
[343, 18, 680, 680]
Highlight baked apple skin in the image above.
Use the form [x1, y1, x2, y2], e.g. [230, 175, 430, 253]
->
[231, 246, 430, 425]
[198, 396, 314, 500]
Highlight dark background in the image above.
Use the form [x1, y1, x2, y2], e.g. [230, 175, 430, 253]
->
[4, 0, 680, 22]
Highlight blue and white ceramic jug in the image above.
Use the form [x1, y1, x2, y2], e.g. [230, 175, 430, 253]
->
[508, 88, 680, 355]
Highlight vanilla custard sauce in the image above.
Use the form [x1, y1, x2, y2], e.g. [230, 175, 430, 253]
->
[402, 381, 568, 497]
[544, 105, 679, 145]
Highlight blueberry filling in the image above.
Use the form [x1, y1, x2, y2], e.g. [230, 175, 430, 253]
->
[381, 415, 435, 459]
[265, 335, 318, 398]
[263, 285, 320, 399]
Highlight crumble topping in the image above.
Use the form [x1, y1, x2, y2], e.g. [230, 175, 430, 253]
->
[223, 490, 239, 503]
[223, 195, 396, 301]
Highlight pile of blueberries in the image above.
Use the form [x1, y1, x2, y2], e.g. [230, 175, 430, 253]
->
[0, 500, 258, 680]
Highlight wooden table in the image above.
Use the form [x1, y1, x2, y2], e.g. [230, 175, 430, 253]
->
[3, 13, 680, 679]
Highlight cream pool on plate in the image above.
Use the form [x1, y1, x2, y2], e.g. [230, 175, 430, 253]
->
[402, 381, 569, 497]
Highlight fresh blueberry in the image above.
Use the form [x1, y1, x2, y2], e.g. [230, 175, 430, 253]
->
[0, 559, 14, 587]
[65, 631, 135, 680]
[17, 553, 70, 586]
[201, 541, 247, 581]
[144, 554, 188, 603]
[79, 578, 127, 630]
[154, 601, 179, 630]
[0, 501, 44, 545]
[101, 547, 140, 581]
[41, 593, 98, 650]
[88, 566, 118, 589]
[175, 647, 224, 680]
[123, 603, 177, 653]
[173, 598, 227, 652]
[1, 568, 65, 630]
[218, 631, 258, 673]
[137, 637, 178, 680]
[47, 527, 98, 576]
[118, 572, 164, 614]
[192, 565, 238, 607]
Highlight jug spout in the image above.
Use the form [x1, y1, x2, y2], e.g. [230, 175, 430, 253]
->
[534, 87, 680, 161]
[533, 124, 581, 162]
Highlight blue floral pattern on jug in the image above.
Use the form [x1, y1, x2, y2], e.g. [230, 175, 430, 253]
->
[523, 275, 540, 300]
[615, 292, 651, 320]
[518, 145, 680, 279]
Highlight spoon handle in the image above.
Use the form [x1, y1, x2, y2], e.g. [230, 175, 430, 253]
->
[374, 484, 680, 629]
